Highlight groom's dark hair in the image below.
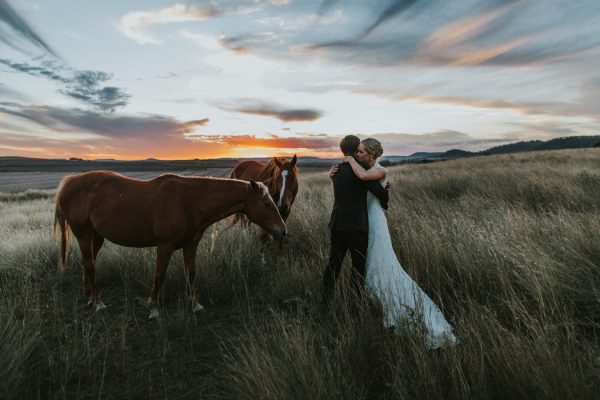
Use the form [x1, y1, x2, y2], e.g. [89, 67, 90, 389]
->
[340, 135, 360, 156]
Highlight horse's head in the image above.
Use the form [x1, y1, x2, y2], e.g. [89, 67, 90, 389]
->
[244, 180, 287, 240]
[273, 155, 298, 219]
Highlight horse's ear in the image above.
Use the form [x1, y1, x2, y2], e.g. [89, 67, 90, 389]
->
[262, 178, 273, 186]
[273, 157, 283, 168]
[290, 154, 297, 168]
[250, 180, 260, 192]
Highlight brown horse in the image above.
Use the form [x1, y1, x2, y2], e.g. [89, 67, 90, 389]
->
[228, 155, 298, 241]
[54, 171, 286, 319]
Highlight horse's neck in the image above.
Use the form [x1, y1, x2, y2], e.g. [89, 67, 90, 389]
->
[259, 164, 278, 194]
[192, 179, 247, 226]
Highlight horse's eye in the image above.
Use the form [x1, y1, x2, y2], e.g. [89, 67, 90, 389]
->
[264, 202, 271, 207]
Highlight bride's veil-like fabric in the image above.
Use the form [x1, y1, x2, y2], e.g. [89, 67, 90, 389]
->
[364, 162, 457, 349]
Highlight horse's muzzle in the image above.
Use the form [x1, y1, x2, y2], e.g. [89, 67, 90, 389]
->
[271, 227, 287, 241]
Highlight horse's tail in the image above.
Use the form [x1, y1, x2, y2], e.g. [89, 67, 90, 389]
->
[53, 178, 71, 271]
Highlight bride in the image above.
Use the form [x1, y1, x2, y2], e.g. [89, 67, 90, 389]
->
[335, 138, 457, 349]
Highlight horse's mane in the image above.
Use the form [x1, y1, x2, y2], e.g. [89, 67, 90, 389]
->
[259, 157, 298, 194]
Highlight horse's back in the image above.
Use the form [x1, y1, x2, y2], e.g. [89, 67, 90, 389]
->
[57, 171, 191, 246]
[231, 160, 264, 180]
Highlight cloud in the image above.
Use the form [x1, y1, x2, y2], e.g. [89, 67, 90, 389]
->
[0, 81, 27, 101]
[367, 130, 511, 154]
[254, 1, 600, 69]
[119, 0, 294, 45]
[0, 59, 130, 112]
[118, 3, 218, 45]
[318, 0, 420, 39]
[2, 102, 587, 158]
[187, 129, 516, 155]
[360, 0, 421, 38]
[216, 98, 323, 122]
[360, 79, 600, 122]
[0, 2, 129, 112]
[0, 102, 209, 139]
[0, 0, 57, 56]
[0, 58, 67, 82]
[60, 71, 130, 113]
[0, 103, 225, 159]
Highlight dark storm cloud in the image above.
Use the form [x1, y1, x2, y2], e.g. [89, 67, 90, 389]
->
[217, 98, 323, 122]
[0, 102, 209, 139]
[0, 0, 57, 56]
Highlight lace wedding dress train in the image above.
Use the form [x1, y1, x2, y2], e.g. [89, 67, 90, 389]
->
[365, 163, 457, 349]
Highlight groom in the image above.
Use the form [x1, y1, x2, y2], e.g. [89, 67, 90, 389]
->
[322, 135, 389, 310]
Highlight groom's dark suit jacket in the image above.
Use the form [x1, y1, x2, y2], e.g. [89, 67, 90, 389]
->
[328, 162, 389, 233]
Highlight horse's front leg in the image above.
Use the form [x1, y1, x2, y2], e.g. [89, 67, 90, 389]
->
[183, 238, 204, 315]
[148, 243, 175, 320]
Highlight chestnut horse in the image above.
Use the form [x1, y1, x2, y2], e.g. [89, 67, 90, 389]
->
[54, 171, 285, 319]
[228, 155, 298, 241]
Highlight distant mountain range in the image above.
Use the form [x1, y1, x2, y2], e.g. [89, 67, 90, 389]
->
[389, 135, 600, 164]
[1, 135, 599, 172]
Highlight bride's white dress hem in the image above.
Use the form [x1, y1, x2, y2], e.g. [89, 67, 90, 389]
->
[365, 162, 458, 349]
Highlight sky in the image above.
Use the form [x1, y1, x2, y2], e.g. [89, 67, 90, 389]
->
[1, 0, 600, 160]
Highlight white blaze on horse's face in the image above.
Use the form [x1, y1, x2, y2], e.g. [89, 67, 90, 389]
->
[278, 170, 288, 207]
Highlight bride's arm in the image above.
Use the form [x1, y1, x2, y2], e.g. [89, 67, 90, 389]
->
[342, 156, 387, 181]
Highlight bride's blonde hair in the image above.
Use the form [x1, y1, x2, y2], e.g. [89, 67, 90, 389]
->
[362, 138, 383, 159]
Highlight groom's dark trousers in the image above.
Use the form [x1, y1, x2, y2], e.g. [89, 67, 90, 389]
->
[323, 162, 389, 307]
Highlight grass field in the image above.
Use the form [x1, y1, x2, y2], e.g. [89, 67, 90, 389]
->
[1, 148, 599, 399]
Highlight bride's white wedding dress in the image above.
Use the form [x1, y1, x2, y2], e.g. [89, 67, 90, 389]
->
[365, 162, 457, 349]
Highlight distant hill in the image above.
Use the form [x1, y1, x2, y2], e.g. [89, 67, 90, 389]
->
[481, 140, 544, 155]
[408, 152, 443, 159]
[481, 135, 600, 155]
[434, 149, 475, 159]
[535, 135, 600, 150]
[381, 152, 442, 162]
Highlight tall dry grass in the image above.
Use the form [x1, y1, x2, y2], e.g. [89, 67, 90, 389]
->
[0, 148, 599, 399]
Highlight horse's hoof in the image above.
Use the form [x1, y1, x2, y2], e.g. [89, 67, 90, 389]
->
[148, 308, 160, 320]
[87, 298, 94, 306]
[95, 302, 107, 315]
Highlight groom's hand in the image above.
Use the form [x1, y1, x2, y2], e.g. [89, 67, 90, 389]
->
[385, 182, 391, 191]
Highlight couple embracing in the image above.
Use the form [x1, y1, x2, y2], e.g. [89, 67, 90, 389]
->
[323, 135, 457, 349]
